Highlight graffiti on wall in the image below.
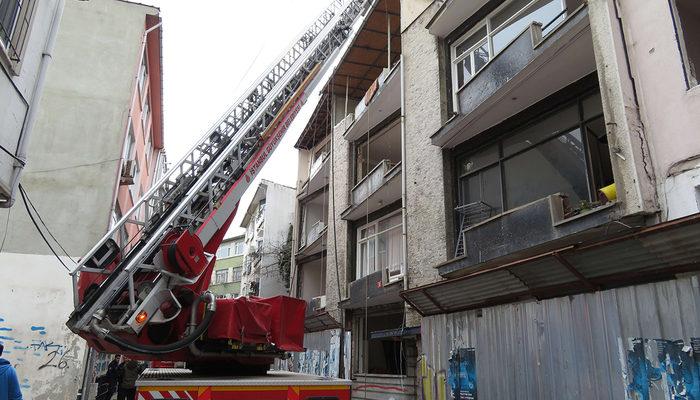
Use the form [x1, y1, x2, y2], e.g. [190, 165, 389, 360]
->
[0, 315, 81, 395]
[622, 337, 700, 400]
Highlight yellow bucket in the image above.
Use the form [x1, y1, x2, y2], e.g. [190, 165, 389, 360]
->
[598, 183, 617, 202]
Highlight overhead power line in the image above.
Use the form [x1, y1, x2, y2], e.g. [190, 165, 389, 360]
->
[18, 184, 71, 272]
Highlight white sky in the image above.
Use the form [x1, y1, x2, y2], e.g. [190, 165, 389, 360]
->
[143, 0, 332, 236]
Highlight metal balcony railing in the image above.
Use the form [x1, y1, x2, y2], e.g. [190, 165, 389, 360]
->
[352, 159, 398, 206]
[306, 220, 326, 246]
[309, 152, 328, 180]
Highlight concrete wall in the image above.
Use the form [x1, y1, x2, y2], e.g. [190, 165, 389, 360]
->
[0, 0, 61, 200]
[326, 96, 353, 323]
[259, 180, 296, 297]
[0, 0, 159, 256]
[613, 0, 700, 220]
[0, 253, 87, 400]
[400, 0, 450, 326]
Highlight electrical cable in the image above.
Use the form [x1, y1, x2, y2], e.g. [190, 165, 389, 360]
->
[18, 184, 70, 272]
[0, 143, 25, 167]
[19, 183, 76, 263]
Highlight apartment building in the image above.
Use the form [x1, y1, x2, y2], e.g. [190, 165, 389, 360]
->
[398, 0, 700, 399]
[210, 235, 245, 298]
[288, 0, 419, 396]
[240, 179, 296, 298]
[0, 1, 164, 399]
[289, 0, 700, 398]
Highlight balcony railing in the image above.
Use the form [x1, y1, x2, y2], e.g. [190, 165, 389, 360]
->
[306, 220, 326, 246]
[309, 152, 328, 180]
[352, 159, 398, 206]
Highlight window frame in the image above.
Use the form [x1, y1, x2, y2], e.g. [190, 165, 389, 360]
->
[669, 0, 699, 88]
[214, 269, 228, 285]
[355, 210, 404, 281]
[454, 87, 607, 214]
[449, 0, 568, 110]
[0, 0, 36, 73]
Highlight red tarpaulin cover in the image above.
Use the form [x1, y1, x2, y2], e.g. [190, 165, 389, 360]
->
[206, 296, 305, 351]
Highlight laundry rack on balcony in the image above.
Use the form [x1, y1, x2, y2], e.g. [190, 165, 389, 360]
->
[454, 201, 494, 258]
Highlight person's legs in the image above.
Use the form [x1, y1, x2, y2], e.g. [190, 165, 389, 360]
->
[116, 388, 126, 400]
[126, 388, 137, 400]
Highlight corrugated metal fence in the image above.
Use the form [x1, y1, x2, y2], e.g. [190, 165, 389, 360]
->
[419, 275, 700, 400]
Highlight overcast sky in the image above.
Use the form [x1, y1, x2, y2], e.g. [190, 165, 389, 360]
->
[142, 0, 332, 236]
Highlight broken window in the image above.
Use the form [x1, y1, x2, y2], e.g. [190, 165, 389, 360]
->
[455, 88, 612, 215]
[671, 0, 700, 87]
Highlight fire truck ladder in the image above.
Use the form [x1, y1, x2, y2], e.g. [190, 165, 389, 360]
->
[67, 0, 369, 344]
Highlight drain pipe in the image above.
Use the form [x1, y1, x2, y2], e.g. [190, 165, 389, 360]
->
[3, 0, 65, 208]
[399, 55, 408, 292]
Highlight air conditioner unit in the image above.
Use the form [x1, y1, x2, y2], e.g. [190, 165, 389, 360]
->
[120, 159, 136, 185]
[311, 295, 327, 311]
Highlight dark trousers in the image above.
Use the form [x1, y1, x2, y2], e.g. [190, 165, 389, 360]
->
[117, 388, 136, 400]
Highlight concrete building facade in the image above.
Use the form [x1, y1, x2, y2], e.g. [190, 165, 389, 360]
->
[0, 1, 164, 399]
[289, 0, 700, 398]
[210, 235, 245, 298]
[240, 179, 296, 298]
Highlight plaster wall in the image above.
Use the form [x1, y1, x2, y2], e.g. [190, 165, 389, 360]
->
[0, 0, 159, 256]
[0, 252, 87, 400]
[259, 181, 296, 297]
[613, 0, 700, 220]
[0, 0, 60, 199]
[401, 1, 449, 327]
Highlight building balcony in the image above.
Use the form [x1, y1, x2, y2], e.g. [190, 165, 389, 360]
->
[432, 5, 595, 148]
[340, 270, 402, 310]
[342, 160, 402, 221]
[297, 220, 327, 259]
[298, 152, 330, 200]
[343, 61, 401, 142]
[439, 194, 634, 278]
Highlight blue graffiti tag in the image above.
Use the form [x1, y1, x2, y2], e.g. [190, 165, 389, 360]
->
[0, 336, 15, 341]
[0, 328, 12, 331]
[30, 326, 45, 332]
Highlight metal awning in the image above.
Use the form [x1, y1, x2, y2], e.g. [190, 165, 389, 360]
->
[401, 213, 700, 316]
[305, 310, 341, 333]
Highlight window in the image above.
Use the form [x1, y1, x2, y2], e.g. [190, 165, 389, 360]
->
[137, 53, 148, 94]
[455, 89, 612, 215]
[671, 0, 700, 87]
[356, 212, 404, 281]
[354, 119, 401, 184]
[232, 268, 242, 282]
[124, 123, 136, 160]
[113, 205, 128, 247]
[142, 100, 150, 133]
[233, 241, 245, 256]
[356, 311, 413, 375]
[216, 245, 230, 259]
[450, 0, 568, 108]
[130, 159, 141, 201]
[0, 0, 34, 64]
[214, 269, 228, 284]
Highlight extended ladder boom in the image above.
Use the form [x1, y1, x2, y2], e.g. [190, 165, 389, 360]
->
[66, 0, 369, 363]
